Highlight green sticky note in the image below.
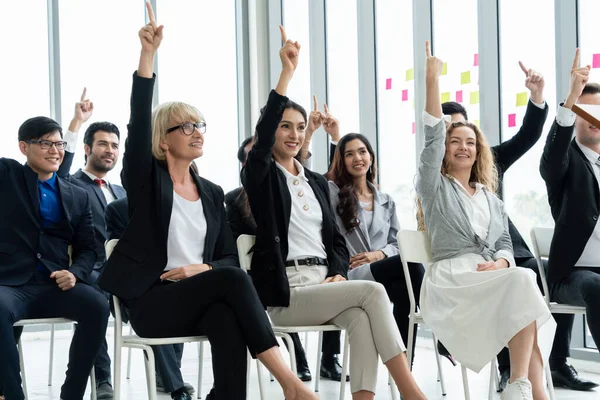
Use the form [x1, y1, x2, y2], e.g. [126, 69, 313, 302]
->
[461, 71, 471, 85]
[441, 92, 451, 103]
[405, 68, 414, 81]
[516, 92, 528, 107]
[470, 91, 480, 104]
[441, 63, 448, 75]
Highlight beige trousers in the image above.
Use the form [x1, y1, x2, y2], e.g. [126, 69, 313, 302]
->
[268, 279, 406, 393]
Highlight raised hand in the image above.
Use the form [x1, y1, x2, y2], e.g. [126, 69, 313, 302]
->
[139, 2, 164, 54]
[424, 41, 443, 118]
[74, 87, 94, 123]
[565, 48, 591, 109]
[425, 40, 444, 82]
[279, 25, 300, 74]
[519, 61, 545, 104]
[307, 95, 324, 133]
[322, 102, 341, 142]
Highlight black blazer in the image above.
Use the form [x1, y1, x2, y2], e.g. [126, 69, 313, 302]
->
[105, 197, 129, 241]
[58, 153, 127, 270]
[491, 100, 549, 259]
[241, 90, 349, 308]
[0, 159, 96, 285]
[225, 187, 257, 240]
[98, 73, 239, 301]
[540, 119, 600, 283]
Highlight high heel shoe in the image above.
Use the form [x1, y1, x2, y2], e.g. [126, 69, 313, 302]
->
[436, 341, 457, 366]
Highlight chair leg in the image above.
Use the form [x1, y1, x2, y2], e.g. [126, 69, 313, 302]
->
[256, 359, 266, 400]
[142, 346, 158, 400]
[406, 318, 416, 371]
[18, 338, 28, 400]
[49, 324, 55, 386]
[488, 359, 497, 400]
[338, 332, 349, 400]
[461, 366, 470, 400]
[126, 325, 133, 379]
[315, 331, 324, 392]
[389, 372, 399, 400]
[545, 362, 556, 400]
[113, 336, 122, 400]
[432, 334, 446, 395]
[90, 366, 97, 400]
[197, 341, 204, 399]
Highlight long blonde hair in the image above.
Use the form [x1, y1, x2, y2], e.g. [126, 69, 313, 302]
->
[416, 121, 498, 231]
[151, 101, 204, 161]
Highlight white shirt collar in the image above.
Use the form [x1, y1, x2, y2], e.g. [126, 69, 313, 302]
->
[447, 175, 485, 195]
[275, 158, 309, 182]
[575, 139, 600, 165]
[82, 169, 110, 184]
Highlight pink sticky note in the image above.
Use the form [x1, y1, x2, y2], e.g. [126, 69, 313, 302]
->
[508, 113, 517, 127]
[386, 78, 392, 90]
[593, 54, 600, 69]
[474, 53, 479, 67]
[402, 89, 408, 101]
[412, 122, 416, 134]
[456, 90, 463, 103]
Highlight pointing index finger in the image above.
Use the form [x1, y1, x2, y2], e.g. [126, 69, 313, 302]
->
[425, 40, 431, 58]
[279, 25, 288, 44]
[518, 61, 529, 76]
[323, 102, 329, 114]
[80, 87, 87, 102]
[572, 48, 580, 70]
[313, 95, 318, 111]
[146, 2, 157, 25]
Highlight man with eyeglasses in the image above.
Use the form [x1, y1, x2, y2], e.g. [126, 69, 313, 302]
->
[0, 116, 109, 400]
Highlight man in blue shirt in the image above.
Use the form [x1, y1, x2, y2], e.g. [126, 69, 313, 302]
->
[0, 116, 109, 400]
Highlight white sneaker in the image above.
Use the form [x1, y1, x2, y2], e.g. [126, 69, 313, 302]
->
[501, 377, 533, 400]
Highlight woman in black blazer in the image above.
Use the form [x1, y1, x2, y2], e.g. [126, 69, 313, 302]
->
[241, 26, 426, 400]
[98, 6, 317, 400]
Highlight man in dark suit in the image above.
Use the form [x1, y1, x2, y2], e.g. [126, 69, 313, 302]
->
[541, 50, 600, 383]
[0, 116, 109, 400]
[55, 93, 126, 398]
[443, 61, 596, 391]
[104, 197, 196, 399]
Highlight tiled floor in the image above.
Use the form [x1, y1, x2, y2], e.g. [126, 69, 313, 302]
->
[16, 328, 600, 399]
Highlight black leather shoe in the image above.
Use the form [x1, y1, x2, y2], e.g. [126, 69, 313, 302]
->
[551, 363, 599, 391]
[436, 342, 457, 367]
[171, 392, 192, 400]
[96, 380, 114, 399]
[157, 381, 195, 394]
[295, 348, 312, 381]
[320, 354, 349, 382]
[497, 369, 510, 392]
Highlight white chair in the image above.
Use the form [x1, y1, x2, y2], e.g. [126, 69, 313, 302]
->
[397, 230, 500, 400]
[237, 234, 354, 400]
[531, 227, 587, 400]
[105, 239, 215, 400]
[14, 318, 97, 400]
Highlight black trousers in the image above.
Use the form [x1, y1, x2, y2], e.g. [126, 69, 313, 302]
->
[127, 267, 278, 400]
[0, 272, 109, 400]
[153, 343, 186, 393]
[497, 257, 574, 371]
[369, 255, 425, 365]
[550, 268, 600, 355]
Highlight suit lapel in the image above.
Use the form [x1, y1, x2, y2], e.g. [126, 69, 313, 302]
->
[24, 164, 42, 223]
[193, 174, 217, 258]
[57, 176, 73, 222]
[275, 163, 291, 241]
[367, 185, 386, 239]
[572, 141, 600, 208]
[111, 184, 127, 200]
[74, 169, 108, 208]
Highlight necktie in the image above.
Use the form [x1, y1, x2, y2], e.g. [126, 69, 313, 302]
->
[94, 178, 106, 187]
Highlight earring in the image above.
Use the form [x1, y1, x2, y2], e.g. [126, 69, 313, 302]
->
[369, 164, 373, 174]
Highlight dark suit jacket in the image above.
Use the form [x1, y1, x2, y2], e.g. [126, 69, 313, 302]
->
[105, 197, 129, 241]
[98, 73, 239, 301]
[491, 100, 549, 259]
[540, 119, 600, 283]
[0, 159, 96, 285]
[225, 187, 257, 240]
[58, 153, 127, 270]
[241, 90, 349, 308]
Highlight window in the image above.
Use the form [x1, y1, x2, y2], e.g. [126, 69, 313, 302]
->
[326, 0, 360, 134]
[59, 0, 144, 183]
[499, 0, 556, 250]
[432, 0, 480, 125]
[375, 0, 417, 229]
[579, 0, 600, 84]
[0, 0, 50, 163]
[157, 0, 240, 193]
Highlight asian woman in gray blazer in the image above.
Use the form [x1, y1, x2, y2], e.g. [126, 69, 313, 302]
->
[327, 133, 424, 364]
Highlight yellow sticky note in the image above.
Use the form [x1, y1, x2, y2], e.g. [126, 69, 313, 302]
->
[441, 63, 448, 75]
[461, 71, 471, 85]
[473, 120, 480, 128]
[405, 68, 414, 81]
[516, 92, 528, 107]
[470, 91, 480, 104]
[441, 92, 451, 103]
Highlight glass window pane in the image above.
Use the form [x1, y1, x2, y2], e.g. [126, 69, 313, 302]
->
[433, 0, 480, 124]
[580, 0, 600, 84]
[158, 0, 240, 192]
[376, 0, 416, 229]
[0, 0, 49, 163]
[499, 0, 556, 248]
[283, 0, 312, 111]
[59, 0, 144, 183]
[326, 0, 360, 134]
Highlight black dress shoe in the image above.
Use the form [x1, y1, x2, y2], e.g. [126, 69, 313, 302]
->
[171, 392, 192, 400]
[497, 369, 510, 392]
[551, 363, 599, 391]
[95, 380, 114, 399]
[295, 346, 312, 381]
[320, 354, 350, 382]
[436, 341, 457, 367]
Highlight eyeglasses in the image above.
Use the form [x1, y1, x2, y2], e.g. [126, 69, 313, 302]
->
[26, 140, 67, 150]
[166, 121, 206, 136]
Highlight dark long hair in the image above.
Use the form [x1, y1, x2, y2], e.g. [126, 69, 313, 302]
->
[326, 133, 377, 231]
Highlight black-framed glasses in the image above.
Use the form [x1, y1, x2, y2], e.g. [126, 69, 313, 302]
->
[26, 140, 67, 150]
[166, 121, 206, 136]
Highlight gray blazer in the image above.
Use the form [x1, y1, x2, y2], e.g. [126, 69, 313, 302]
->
[328, 181, 401, 280]
[416, 118, 515, 266]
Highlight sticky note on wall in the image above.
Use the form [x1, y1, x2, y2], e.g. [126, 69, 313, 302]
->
[456, 90, 463, 103]
[508, 113, 517, 127]
[470, 91, 480, 104]
[593, 54, 600, 69]
[386, 78, 392, 90]
[516, 92, 528, 107]
[461, 71, 471, 85]
[441, 63, 448, 75]
[405, 68, 414, 81]
[412, 122, 416, 134]
[402, 89, 408, 101]
[474, 53, 479, 67]
[441, 92, 451, 103]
